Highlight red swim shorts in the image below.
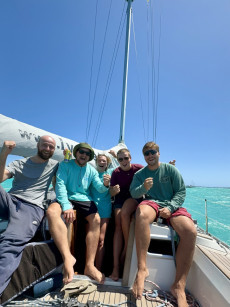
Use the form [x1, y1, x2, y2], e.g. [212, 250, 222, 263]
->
[138, 200, 192, 225]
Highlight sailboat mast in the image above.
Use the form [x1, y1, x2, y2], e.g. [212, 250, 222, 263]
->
[119, 0, 133, 143]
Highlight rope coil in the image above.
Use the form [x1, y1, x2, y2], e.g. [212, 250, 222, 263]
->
[143, 280, 201, 307]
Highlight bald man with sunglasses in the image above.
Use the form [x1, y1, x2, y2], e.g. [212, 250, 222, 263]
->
[130, 142, 197, 307]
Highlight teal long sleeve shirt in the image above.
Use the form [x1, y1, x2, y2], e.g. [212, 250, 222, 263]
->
[130, 163, 186, 213]
[56, 159, 108, 211]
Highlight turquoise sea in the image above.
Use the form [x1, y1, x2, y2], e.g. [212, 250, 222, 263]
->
[184, 186, 230, 246]
[1, 179, 230, 246]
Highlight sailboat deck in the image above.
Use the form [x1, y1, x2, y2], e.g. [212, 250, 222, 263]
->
[5, 283, 177, 307]
[197, 244, 230, 279]
[75, 284, 164, 307]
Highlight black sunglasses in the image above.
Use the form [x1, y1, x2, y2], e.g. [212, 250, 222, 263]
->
[78, 149, 91, 157]
[144, 149, 157, 156]
[118, 157, 130, 162]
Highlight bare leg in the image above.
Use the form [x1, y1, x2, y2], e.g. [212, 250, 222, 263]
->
[121, 198, 138, 264]
[95, 218, 110, 270]
[132, 205, 156, 300]
[46, 203, 76, 284]
[170, 216, 197, 307]
[84, 213, 105, 284]
[109, 208, 123, 281]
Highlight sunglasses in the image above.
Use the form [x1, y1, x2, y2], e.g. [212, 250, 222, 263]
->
[78, 149, 91, 157]
[144, 149, 157, 156]
[118, 157, 130, 162]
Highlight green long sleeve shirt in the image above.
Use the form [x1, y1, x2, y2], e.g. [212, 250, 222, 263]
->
[130, 163, 186, 213]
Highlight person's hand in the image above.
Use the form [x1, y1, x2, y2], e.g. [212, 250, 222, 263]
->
[144, 177, 153, 191]
[169, 160, 176, 166]
[103, 174, 111, 187]
[63, 209, 76, 224]
[110, 184, 120, 196]
[2, 141, 16, 155]
[63, 149, 68, 156]
[158, 207, 171, 219]
[108, 150, 117, 158]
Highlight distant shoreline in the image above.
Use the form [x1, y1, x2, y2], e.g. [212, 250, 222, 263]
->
[186, 185, 230, 189]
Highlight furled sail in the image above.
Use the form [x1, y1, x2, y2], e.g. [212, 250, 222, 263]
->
[0, 114, 124, 168]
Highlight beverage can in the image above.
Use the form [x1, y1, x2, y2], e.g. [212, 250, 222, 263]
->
[64, 149, 72, 162]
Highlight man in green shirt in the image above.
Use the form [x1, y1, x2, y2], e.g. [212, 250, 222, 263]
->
[130, 142, 197, 307]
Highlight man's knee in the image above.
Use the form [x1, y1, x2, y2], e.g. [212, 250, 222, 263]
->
[136, 206, 155, 223]
[186, 223, 197, 241]
[46, 202, 62, 220]
[176, 220, 197, 242]
[94, 213, 101, 227]
[88, 213, 100, 228]
[121, 207, 129, 220]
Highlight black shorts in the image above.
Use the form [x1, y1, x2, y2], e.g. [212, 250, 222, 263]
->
[69, 200, 98, 218]
[113, 197, 143, 210]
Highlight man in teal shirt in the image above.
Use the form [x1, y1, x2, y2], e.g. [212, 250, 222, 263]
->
[130, 142, 197, 307]
[46, 143, 110, 286]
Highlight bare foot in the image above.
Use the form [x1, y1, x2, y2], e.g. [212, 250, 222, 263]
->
[84, 265, 105, 284]
[171, 283, 188, 307]
[109, 267, 119, 281]
[132, 268, 149, 300]
[63, 255, 76, 284]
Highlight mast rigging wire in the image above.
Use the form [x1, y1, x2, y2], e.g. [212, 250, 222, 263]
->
[154, 14, 162, 143]
[92, 3, 126, 147]
[88, 0, 162, 146]
[131, 12, 147, 143]
[149, 0, 162, 143]
[86, 0, 113, 142]
[146, 0, 150, 141]
[150, 0, 156, 142]
[86, 0, 99, 142]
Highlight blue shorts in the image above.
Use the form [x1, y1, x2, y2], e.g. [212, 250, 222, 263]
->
[0, 186, 44, 295]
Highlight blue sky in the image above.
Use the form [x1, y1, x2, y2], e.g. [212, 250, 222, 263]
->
[0, 0, 229, 187]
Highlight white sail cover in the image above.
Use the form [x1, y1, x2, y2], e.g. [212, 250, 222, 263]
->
[0, 114, 125, 168]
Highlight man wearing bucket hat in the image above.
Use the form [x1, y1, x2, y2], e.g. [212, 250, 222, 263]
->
[46, 143, 110, 286]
